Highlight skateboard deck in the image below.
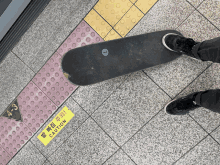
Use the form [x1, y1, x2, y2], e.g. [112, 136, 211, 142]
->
[61, 30, 183, 86]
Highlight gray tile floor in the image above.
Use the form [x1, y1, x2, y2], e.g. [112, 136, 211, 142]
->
[2, 0, 220, 164]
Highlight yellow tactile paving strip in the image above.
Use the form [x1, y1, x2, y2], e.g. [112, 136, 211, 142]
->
[85, 0, 158, 40]
[94, 0, 133, 27]
[115, 5, 144, 37]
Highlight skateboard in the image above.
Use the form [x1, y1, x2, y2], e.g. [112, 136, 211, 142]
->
[61, 30, 183, 86]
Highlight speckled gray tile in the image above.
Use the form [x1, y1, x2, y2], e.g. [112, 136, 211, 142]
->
[187, 0, 205, 8]
[42, 159, 52, 165]
[0, 51, 35, 115]
[122, 109, 207, 165]
[92, 71, 171, 146]
[7, 141, 46, 165]
[176, 63, 220, 133]
[71, 73, 130, 115]
[142, 9, 220, 98]
[26, 29, 68, 73]
[197, 0, 220, 29]
[143, 56, 210, 98]
[126, 0, 195, 37]
[31, 96, 88, 158]
[12, 0, 68, 64]
[125, 1, 217, 99]
[177, 8, 220, 42]
[103, 149, 136, 165]
[210, 125, 220, 144]
[12, 0, 98, 73]
[175, 136, 220, 165]
[48, 117, 119, 165]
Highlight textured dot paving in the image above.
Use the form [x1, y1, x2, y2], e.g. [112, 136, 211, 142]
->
[114, 5, 144, 37]
[84, 9, 112, 38]
[0, 117, 33, 160]
[94, 0, 133, 27]
[0, 146, 11, 165]
[17, 81, 58, 133]
[57, 20, 104, 56]
[32, 52, 77, 107]
[135, 0, 158, 14]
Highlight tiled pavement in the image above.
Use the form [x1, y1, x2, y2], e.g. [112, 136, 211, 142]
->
[1, 0, 220, 164]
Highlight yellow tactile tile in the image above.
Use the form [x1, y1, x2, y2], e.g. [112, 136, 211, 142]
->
[104, 29, 121, 41]
[130, 0, 137, 3]
[94, 0, 133, 27]
[114, 5, 144, 37]
[135, 0, 158, 14]
[84, 9, 112, 38]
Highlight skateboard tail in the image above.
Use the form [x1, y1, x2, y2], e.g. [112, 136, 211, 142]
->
[61, 52, 73, 83]
[61, 51, 85, 86]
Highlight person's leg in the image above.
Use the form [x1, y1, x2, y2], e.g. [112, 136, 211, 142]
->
[164, 35, 220, 114]
[190, 37, 220, 111]
[191, 37, 220, 111]
[191, 36, 220, 63]
[194, 89, 220, 112]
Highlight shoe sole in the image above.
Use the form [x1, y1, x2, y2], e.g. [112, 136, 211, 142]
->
[164, 98, 177, 114]
[162, 33, 181, 53]
[162, 33, 199, 61]
[164, 97, 198, 115]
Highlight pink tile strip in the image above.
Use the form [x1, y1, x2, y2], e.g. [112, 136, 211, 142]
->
[0, 146, 11, 165]
[0, 117, 33, 158]
[17, 81, 58, 133]
[32, 52, 77, 107]
[57, 20, 104, 57]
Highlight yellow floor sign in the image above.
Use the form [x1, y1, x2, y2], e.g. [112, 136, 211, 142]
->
[38, 106, 75, 146]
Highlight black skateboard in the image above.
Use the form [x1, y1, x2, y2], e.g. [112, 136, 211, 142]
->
[61, 30, 183, 86]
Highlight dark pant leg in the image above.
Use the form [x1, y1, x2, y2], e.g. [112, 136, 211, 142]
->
[190, 36, 220, 112]
[194, 89, 220, 112]
[192, 36, 220, 63]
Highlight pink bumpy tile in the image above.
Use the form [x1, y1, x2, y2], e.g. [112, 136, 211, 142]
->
[57, 20, 104, 56]
[32, 52, 77, 106]
[17, 81, 57, 133]
[0, 117, 33, 158]
[0, 146, 11, 165]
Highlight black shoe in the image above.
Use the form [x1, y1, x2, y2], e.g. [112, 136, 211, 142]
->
[162, 33, 200, 59]
[164, 92, 201, 115]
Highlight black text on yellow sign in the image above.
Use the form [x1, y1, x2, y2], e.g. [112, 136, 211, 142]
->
[38, 106, 75, 146]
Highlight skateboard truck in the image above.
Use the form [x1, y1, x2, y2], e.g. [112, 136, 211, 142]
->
[102, 49, 108, 56]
